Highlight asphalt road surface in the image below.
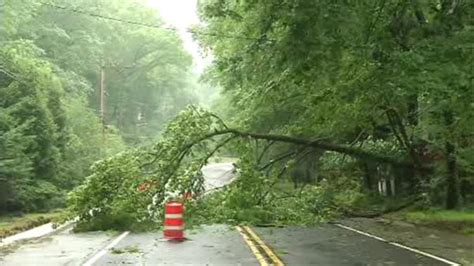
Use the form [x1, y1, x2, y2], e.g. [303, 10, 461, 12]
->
[202, 162, 236, 192]
[0, 163, 458, 266]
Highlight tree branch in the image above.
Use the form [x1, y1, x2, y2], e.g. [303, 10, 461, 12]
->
[386, 109, 408, 150]
[257, 140, 276, 164]
[144, 126, 417, 174]
[225, 129, 412, 167]
[259, 149, 298, 171]
[203, 136, 237, 163]
[257, 167, 286, 205]
[385, 107, 423, 173]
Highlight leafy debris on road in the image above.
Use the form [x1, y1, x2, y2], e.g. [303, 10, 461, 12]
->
[111, 245, 141, 255]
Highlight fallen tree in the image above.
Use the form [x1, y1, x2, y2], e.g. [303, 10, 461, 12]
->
[68, 106, 418, 230]
[184, 128, 414, 168]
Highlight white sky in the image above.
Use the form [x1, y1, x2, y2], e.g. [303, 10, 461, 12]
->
[146, 0, 209, 73]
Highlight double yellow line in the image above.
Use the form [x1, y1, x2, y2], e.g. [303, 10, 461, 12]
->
[236, 226, 284, 266]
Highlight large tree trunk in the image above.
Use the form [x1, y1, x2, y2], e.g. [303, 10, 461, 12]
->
[215, 129, 415, 168]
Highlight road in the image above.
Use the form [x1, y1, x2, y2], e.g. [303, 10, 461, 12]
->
[0, 163, 458, 265]
[202, 162, 236, 192]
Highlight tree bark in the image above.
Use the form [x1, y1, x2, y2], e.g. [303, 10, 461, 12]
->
[224, 129, 414, 167]
[191, 128, 417, 169]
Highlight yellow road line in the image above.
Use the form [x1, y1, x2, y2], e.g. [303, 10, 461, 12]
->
[243, 226, 285, 266]
[235, 226, 269, 266]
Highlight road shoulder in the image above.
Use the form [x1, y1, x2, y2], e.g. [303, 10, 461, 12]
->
[339, 217, 473, 265]
[0, 226, 120, 265]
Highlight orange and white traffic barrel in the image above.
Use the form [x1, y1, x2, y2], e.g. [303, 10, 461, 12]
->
[164, 201, 185, 240]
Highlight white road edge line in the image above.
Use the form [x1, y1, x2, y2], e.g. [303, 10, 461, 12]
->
[83, 231, 130, 266]
[0, 220, 75, 247]
[335, 224, 460, 266]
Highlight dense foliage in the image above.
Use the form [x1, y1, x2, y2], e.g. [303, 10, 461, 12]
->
[0, 0, 199, 213]
[197, 0, 474, 208]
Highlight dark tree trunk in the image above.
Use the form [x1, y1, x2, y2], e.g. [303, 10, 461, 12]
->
[386, 177, 393, 196]
[362, 163, 373, 191]
[444, 111, 459, 209]
[407, 95, 419, 126]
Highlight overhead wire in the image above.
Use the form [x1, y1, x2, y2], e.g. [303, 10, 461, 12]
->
[37, 2, 385, 50]
[39, 2, 264, 41]
[12, 2, 474, 51]
[40, 2, 175, 31]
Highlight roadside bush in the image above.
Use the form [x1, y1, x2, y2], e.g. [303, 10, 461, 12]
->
[67, 150, 152, 231]
[17, 180, 65, 212]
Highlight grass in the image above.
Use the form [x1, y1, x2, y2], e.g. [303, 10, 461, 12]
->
[0, 209, 67, 238]
[405, 210, 474, 223]
[396, 209, 474, 235]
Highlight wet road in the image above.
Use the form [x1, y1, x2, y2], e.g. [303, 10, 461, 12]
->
[0, 163, 458, 265]
[1, 224, 453, 265]
[202, 162, 236, 192]
[94, 225, 258, 265]
[91, 224, 450, 265]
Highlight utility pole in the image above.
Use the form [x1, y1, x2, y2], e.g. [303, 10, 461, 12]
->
[100, 64, 106, 145]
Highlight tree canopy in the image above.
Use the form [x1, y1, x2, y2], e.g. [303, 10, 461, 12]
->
[0, 0, 200, 213]
[196, 0, 473, 208]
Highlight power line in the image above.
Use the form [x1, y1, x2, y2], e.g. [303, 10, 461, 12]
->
[39, 2, 262, 41]
[41, 2, 174, 30]
[37, 2, 387, 49]
[38, 2, 378, 49]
